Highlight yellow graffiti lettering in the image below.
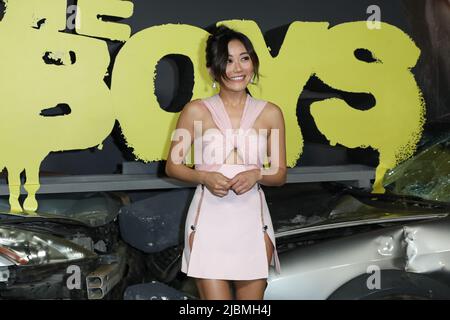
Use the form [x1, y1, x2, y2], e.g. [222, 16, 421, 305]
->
[2, 0, 67, 30]
[0, 0, 114, 213]
[76, 0, 134, 42]
[310, 21, 424, 192]
[111, 24, 213, 162]
[111, 19, 423, 189]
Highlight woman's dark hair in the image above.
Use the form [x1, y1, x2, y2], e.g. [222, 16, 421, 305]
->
[206, 25, 260, 84]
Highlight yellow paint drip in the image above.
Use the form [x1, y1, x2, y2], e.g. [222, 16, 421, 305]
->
[0, 0, 114, 213]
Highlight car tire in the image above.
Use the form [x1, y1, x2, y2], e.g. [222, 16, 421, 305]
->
[328, 270, 450, 300]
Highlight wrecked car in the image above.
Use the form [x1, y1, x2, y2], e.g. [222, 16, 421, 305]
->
[0, 192, 144, 300]
[264, 187, 450, 299]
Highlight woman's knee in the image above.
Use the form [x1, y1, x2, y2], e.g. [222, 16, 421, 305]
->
[195, 279, 233, 300]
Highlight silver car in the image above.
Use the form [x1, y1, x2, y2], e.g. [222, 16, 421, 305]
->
[265, 132, 450, 299]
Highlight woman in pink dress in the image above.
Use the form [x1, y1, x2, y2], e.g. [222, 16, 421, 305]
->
[165, 25, 286, 300]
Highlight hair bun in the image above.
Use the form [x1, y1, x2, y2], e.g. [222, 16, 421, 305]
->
[210, 25, 233, 39]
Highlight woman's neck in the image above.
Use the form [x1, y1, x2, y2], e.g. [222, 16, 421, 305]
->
[218, 90, 247, 108]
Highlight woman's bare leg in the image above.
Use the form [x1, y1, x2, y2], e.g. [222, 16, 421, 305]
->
[263, 232, 274, 266]
[234, 279, 267, 300]
[234, 232, 274, 300]
[195, 278, 233, 300]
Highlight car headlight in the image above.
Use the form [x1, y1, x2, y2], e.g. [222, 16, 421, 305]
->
[0, 226, 96, 266]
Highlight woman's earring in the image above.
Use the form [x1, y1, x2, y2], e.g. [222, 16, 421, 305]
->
[212, 81, 217, 89]
[250, 75, 255, 84]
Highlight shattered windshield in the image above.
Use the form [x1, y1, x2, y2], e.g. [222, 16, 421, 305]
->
[383, 132, 450, 203]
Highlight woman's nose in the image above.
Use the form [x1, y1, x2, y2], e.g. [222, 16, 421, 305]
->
[233, 62, 242, 72]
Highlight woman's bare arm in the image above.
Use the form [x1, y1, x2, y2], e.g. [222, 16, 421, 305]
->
[258, 102, 287, 187]
[165, 100, 207, 185]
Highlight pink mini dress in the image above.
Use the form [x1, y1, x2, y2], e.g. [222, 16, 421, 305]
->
[180, 93, 281, 280]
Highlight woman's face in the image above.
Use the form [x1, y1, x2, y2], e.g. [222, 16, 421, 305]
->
[219, 39, 254, 92]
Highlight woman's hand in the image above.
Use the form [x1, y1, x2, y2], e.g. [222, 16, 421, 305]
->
[202, 172, 231, 197]
[229, 169, 262, 195]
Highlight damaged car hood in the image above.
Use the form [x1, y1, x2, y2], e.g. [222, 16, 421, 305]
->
[0, 192, 122, 227]
[275, 190, 450, 238]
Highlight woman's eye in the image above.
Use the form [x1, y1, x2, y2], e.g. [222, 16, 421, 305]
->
[242, 56, 250, 61]
[227, 59, 233, 63]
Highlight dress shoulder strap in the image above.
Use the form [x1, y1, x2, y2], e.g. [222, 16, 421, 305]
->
[240, 95, 268, 130]
[201, 95, 229, 134]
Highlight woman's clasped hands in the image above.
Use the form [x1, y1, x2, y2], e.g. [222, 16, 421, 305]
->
[202, 169, 262, 197]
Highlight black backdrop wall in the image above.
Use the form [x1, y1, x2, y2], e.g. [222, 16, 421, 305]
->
[1, 0, 448, 174]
